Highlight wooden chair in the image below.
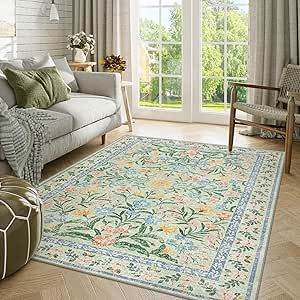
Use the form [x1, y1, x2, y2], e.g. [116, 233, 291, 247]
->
[228, 64, 300, 174]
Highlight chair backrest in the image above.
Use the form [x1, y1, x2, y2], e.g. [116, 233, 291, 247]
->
[278, 64, 300, 105]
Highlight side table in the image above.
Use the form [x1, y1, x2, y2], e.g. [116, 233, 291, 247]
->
[121, 81, 134, 132]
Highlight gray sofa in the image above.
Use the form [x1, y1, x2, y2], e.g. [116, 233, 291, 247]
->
[0, 71, 122, 176]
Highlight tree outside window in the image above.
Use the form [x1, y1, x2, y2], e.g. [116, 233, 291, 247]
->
[139, 0, 249, 112]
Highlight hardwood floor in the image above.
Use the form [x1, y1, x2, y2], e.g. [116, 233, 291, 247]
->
[1, 120, 299, 300]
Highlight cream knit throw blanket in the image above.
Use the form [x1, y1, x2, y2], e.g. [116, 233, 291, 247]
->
[0, 98, 56, 185]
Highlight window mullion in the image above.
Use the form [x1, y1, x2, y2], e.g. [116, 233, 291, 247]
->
[224, 0, 228, 112]
[159, 0, 163, 108]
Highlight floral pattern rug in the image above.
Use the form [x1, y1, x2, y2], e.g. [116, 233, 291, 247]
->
[35, 136, 284, 300]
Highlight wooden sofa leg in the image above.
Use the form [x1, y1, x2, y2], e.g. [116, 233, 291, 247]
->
[101, 134, 106, 145]
[228, 87, 237, 152]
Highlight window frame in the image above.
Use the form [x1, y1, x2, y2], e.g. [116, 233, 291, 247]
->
[132, 0, 192, 123]
[132, 0, 248, 124]
[138, 1, 184, 110]
[201, 0, 249, 113]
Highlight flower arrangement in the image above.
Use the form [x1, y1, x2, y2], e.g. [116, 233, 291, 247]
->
[67, 31, 95, 55]
[101, 55, 127, 73]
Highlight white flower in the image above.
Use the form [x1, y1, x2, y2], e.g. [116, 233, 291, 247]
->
[68, 31, 95, 54]
[73, 38, 81, 45]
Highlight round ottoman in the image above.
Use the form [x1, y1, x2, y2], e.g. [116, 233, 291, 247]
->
[0, 176, 43, 279]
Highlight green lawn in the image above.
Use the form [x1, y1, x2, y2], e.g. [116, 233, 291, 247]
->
[139, 101, 230, 112]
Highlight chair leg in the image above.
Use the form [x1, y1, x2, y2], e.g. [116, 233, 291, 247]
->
[101, 134, 106, 145]
[285, 101, 295, 174]
[228, 87, 237, 152]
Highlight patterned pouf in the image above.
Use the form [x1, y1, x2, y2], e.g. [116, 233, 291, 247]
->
[0, 176, 43, 279]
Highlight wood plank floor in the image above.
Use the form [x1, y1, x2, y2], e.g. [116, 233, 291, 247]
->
[1, 120, 299, 300]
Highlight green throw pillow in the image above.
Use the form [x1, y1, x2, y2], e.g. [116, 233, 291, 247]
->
[3, 67, 71, 109]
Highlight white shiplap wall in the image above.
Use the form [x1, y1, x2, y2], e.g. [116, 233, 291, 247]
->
[0, 0, 72, 60]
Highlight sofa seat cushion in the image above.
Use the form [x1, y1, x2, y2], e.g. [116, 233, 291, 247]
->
[38, 110, 73, 141]
[48, 93, 117, 130]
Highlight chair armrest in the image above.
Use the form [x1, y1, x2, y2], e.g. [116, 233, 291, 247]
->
[287, 91, 300, 107]
[287, 91, 300, 100]
[229, 82, 280, 92]
[74, 71, 122, 109]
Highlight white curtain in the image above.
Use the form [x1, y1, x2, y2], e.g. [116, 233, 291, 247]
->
[73, 0, 133, 81]
[248, 0, 300, 128]
[242, 0, 300, 135]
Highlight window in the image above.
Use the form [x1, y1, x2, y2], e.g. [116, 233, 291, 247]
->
[201, 0, 249, 112]
[134, 0, 249, 123]
[139, 0, 183, 109]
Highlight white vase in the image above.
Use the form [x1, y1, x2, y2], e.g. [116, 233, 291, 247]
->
[74, 48, 87, 63]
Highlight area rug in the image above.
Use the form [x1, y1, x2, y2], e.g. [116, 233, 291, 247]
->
[35, 136, 284, 300]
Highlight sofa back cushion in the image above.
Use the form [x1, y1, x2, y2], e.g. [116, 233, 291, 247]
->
[53, 57, 79, 92]
[0, 59, 24, 73]
[22, 53, 55, 70]
[0, 54, 55, 73]
[0, 54, 79, 94]
[0, 54, 56, 108]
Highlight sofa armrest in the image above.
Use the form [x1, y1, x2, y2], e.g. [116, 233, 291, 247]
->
[74, 71, 122, 109]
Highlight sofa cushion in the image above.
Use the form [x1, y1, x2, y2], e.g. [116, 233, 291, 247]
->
[0, 146, 5, 160]
[0, 161, 13, 176]
[22, 53, 55, 70]
[0, 54, 54, 73]
[0, 75, 16, 108]
[53, 57, 79, 92]
[49, 93, 117, 130]
[0, 59, 24, 73]
[4, 67, 71, 109]
[40, 110, 73, 141]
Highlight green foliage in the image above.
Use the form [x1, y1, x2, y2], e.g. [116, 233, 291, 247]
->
[139, 2, 248, 107]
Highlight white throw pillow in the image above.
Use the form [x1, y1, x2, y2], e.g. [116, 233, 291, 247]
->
[0, 54, 79, 94]
[22, 53, 55, 70]
[0, 53, 55, 73]
[0, 59, 24, 73]
[53, 57, 79, 92]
